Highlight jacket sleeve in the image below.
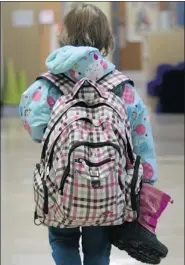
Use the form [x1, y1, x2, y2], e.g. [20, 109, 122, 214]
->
[122, 82, 157, 184]
[19, 79, 62, 142]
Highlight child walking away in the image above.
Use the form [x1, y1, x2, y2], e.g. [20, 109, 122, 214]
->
[19, 4, 172, 265]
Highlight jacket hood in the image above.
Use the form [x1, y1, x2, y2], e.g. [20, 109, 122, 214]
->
[45, 46, 115, 82]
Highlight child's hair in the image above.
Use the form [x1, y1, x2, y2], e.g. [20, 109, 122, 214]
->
[58, 3, 115, 56]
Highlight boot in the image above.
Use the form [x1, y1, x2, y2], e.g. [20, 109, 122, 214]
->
[110, 221, 163, 264]
[109, 183, 173, 264]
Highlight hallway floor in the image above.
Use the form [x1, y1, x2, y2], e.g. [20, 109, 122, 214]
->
[1, 115, 184, 265]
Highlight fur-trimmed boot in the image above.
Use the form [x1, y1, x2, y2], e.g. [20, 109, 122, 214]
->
[109, 183, 173, 264]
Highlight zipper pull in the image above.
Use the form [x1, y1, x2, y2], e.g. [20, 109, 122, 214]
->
[75, 158, 89, 172]
[81, 159, 89, 171]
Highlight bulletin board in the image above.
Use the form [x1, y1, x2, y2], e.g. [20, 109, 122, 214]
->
[126, 2, 159, 42]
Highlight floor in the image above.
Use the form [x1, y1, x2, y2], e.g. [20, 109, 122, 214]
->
[1, 113, 184, 265]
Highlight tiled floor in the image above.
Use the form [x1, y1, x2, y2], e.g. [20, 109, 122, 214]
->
[1, 115, 184, 265]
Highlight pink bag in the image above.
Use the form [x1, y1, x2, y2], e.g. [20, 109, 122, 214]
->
[138, 183, 173, 233]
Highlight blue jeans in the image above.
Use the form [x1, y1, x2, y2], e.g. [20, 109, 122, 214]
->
[49, 226, 111, 265]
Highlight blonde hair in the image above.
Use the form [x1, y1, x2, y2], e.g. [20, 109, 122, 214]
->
[58, 3, 115, 56]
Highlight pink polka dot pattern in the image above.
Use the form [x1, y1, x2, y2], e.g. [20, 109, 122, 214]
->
[135, 124, 146, 135]
[32, 90, 41, 101]
[142, 162, 154, 179]
[94, 54, 99, 60]
[100, 60, 108, 70]
[47, 97, 55, 107]
[122, 86, 135, 104]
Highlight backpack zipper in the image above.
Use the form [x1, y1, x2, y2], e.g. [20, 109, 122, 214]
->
[59, 141, 120, 194]
[43, 179, 49, 214]
[131, 156, 141, 214]
[35, 163, 49, 215]
[75, 158, 115, 167]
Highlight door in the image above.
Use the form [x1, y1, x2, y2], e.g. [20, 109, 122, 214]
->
[38, 2, 62, 73]
[2, 2, 40, 85]
[111, 2, 142, 70]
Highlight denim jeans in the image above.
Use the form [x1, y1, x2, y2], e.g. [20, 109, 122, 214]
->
[49, 226, 111, 265]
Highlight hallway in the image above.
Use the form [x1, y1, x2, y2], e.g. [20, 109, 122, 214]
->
[1, 115, 184, 265]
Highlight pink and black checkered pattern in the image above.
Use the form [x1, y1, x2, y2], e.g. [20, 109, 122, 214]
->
[33, 71, 143, 228]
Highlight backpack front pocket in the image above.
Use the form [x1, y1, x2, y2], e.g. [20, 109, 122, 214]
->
[57, 148, 125, 226]
[33, 163, 56, 225]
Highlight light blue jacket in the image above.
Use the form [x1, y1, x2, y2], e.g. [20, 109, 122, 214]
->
[19, 46, 157, 183]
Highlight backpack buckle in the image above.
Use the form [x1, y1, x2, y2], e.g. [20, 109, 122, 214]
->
[89, 169, 101, 188]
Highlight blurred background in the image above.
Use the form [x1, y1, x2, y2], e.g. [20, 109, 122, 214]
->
[1, 2, 184, 265]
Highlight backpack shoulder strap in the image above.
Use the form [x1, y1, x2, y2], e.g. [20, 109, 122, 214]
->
[66, 78, 109, 103]
[36, 72, 75, 95]
[98, 70, 134, 91]
[100, 71, 135, 163]
[36, 70, 134, 96]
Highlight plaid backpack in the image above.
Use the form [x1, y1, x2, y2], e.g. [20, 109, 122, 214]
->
[33, 70, 143, 228]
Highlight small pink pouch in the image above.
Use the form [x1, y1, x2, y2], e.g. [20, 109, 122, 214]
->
[138, 183, 173, 233]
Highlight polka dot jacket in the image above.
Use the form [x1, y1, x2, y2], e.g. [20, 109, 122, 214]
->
[19, 46, 157, 184]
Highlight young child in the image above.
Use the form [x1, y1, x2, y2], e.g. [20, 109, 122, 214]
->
[19, 4, 172, 265]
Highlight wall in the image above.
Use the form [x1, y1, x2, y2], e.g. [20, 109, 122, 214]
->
[146, 28, 184, 81]
[1, 2, 63, 105]
[2, 1, 183, 88]
[176, 2, 184, 27]
[38, 2, 62, 73]
[2, 2, 40, 85]
[113, 2, 143, 70]
[2, 1, 111, 89]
